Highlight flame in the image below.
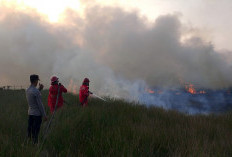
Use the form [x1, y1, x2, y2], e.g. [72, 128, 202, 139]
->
[146, 88, 155, 94]
[67, 79, 78, 94]
[180, 78, 207, 94]
[199, 90, 206, 94]
[72, 84, 78, 94]
[185, 83, 197, 94]
[67, 79, 73, 93]
[146, 80, 207, 95]
[146, 88, 164, 94]
[185, 83, 207, 94]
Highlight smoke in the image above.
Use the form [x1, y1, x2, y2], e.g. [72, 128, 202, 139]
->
[1, 4, 232, 113]
[80, 6, 232, 88]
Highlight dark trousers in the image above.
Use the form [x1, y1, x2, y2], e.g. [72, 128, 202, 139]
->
[27, 115, 42, 144]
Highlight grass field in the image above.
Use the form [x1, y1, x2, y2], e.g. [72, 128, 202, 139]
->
[0, 90, 232, 156]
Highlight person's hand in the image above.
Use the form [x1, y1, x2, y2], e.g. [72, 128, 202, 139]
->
[43, 116, 48, 121]
[38, 83, 44, 91]
[89, 91, 93, 95]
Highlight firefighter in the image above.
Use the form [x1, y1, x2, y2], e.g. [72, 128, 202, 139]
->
[48, 76, 67, 113]
[79, 78, 92, 107]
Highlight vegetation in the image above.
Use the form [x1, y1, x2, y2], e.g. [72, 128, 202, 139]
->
[0, 90, 232, 156]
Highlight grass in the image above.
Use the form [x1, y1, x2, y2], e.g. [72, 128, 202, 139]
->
[0, 89, 232, 156]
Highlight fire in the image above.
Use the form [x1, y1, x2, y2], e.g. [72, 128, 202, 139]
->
[147, 88, 155, 94]
[72, 84, 78, 94]
[185, 83, 197, 94]
[180, 78, 206, 94]
[67, 79, 78, 94]
[67, 79, 73, 92]
[146, 88, 164, 94]
[199, 90, 206, 94]
[146, 80, 207, 95]
[184, 83, 207, 94]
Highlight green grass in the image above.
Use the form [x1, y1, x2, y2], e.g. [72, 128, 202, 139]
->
[0, 90, 232, 156]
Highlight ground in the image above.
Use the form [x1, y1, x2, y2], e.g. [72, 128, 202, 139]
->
[0, 90, 232, 156]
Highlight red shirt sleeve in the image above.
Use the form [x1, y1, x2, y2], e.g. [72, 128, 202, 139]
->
[61, 85, 67, 93]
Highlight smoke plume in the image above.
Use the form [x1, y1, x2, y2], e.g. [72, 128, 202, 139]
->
[1, 4, 232, 113]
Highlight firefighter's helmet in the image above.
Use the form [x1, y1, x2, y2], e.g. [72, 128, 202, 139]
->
[83, 78, 90, 83]
[51, 76, 59, 83]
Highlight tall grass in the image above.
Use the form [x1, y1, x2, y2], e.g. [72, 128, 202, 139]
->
[0, 90, 232, 156]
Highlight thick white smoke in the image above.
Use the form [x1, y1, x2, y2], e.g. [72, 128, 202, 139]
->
[0, 4, 232, 113]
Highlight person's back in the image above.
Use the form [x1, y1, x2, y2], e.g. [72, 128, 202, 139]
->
[48, 76, 67, 112]
[79, 84, 89, 102]
[79, 78, 92, 106]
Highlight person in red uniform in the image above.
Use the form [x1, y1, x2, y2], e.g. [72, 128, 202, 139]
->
[79, 78, 92, 107]
[48, 76, 67, 113]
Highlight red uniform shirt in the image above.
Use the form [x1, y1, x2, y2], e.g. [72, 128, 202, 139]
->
[48, 84, 67, 112]
[79, 85, 89, 105]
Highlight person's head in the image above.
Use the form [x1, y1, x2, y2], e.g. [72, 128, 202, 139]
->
[82, 78, 90, 86]
[50, 76, 59, 85]
[30, 74, 40, 87]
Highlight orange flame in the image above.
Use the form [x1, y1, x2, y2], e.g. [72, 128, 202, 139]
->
[146, 88, 164, 94]
[199, 90, 206, 94]
[146, 79, 208, 95]
[73, 84, 78, 94]
[67, 79, 78, 94]
[67, 79, 73, 92]
[147, 88, 155, 94]
[185, 83, 197, 94]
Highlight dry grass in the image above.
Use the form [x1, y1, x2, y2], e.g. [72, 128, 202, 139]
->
[0, 90, 232, 156]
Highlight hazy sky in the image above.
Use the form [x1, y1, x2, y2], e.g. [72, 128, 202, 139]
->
[2, 0, 231, 51]
[94, 0, 232, 51]
[0, 0, 232, 50]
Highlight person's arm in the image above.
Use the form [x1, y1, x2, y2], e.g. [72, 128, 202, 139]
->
[38, 83, 44, 91]
[58, 83, 67, 93]
[62, 85, 67, 93]
[35, 91, 47, 117]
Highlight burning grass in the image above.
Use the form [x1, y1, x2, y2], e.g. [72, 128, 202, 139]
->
[0, 90, 232, 156]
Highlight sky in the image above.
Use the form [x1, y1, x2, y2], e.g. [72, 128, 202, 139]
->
[96, 0, 232, 51]
[2, 0, 231, 51]
[0, 0, 232, 95]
